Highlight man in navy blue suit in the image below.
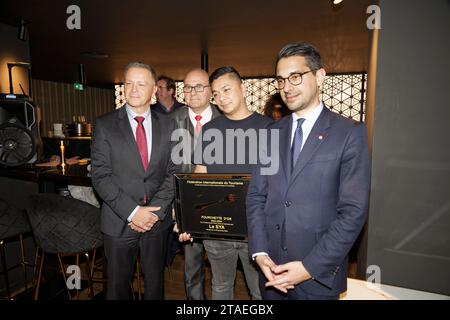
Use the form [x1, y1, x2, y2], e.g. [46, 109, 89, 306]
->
[246, 43, 371, 300]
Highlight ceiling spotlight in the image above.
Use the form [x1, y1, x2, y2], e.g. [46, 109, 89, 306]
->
[333, 0, 343, 4]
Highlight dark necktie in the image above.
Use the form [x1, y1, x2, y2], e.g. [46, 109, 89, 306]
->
[134, 116, 148, 171]
[291, 118, 305, 169]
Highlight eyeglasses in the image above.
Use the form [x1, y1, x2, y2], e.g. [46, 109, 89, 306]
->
[274, 70, 316, 90]
[183, 84, 210, 93]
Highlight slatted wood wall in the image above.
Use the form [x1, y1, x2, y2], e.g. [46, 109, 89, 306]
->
[32, 79, 114, 135]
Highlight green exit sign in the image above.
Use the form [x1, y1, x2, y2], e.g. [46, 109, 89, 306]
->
[74, 83, 84, 90]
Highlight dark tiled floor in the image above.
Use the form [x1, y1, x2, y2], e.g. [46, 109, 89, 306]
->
[164, 252, 251, 300]
[4, 251, 252, 300]
[5, 249, 359, 300]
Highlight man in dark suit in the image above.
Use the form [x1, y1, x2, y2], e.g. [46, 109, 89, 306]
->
[151, 75, 184, 114]
[170, 68, 221, 299]
[246, 43, 371, 300]
[91, 62, 177, 299]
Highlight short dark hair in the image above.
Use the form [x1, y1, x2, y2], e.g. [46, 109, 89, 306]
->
[157, 75, 176, 96]
[124, 62, 157, 84]
[209, 66, 242, 85]
[263, 93, 291, 119]
[277, 42, 324, 71]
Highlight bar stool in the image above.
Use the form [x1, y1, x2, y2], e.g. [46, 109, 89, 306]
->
[0, 198, 34, 300]
[27, 193, 103, 300]
[130, 255, 142, 300]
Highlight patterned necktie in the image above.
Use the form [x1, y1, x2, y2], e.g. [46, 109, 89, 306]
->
[195, 115, 202, 135]
[291, 118, 305, 169]
[134, 116, 148, 171]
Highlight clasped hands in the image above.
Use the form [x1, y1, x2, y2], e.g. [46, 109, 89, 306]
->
[174, 232, 312, 294]
[255, 255, 312, 294]
[128, 206, 160, 232]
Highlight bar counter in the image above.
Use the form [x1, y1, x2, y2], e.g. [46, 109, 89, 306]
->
[0, 162, 92, 187]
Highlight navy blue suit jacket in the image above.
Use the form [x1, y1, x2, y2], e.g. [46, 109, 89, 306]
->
[246, 106, 370, 296]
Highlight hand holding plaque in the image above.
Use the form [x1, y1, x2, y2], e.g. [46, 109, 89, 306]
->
[174, 174, 250, 241]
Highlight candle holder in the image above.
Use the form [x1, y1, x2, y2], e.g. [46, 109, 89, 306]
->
[59, 140, 67, 172]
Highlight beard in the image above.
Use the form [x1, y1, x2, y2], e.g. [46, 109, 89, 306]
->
[282, 88, 319, 114]
[286, 100, 308, 113]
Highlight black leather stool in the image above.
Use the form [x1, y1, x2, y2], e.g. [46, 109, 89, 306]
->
[0, 198, 34, 300]
[27, 193, 103, 300]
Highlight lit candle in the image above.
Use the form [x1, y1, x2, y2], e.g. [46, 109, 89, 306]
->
[60, 140, 66, 169]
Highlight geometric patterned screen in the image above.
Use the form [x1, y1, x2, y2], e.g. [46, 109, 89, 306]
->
[114, 85, 126, 108]
[242, 78, 278, 113]
[114, 72, 367, 122]
[321, 73, 367, 122]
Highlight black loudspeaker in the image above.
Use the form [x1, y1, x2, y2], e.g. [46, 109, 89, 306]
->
[0, 94, 37, 166]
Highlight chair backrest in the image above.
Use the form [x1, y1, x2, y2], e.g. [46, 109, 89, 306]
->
[0, 197, 31, 239]
[27, 194, 102, 254]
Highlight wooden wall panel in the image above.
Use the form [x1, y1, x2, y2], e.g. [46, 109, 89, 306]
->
[32, 79, 114, 135]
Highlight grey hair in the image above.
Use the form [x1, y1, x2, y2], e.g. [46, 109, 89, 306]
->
[124, 62, 157, 83]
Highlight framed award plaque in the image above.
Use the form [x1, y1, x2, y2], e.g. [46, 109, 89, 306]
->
[174, 173, 251, 241]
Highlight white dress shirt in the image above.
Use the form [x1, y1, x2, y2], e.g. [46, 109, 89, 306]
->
[125, 104, 152, 161]
[188, 104, 213, 129]
[125, 104, 153, 222]
[290, 102, 323, 149]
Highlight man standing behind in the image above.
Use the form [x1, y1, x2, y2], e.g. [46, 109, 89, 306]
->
[170, 68, 221, 300]
[191, 67, 271, 300]
[152, 75, 184, 114]
[246, 42, 371, 300]
[91, 62, 177, 299]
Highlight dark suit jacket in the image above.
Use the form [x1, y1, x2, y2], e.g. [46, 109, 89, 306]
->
[169, 104, 221, 173]
[246, 106, 371, 296]
[91, 106, 177, 237]
[151, 100, 185, 114]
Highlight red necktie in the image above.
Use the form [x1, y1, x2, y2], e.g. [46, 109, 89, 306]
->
[134, 116, 148, 171]
[195, 115, 202, 134]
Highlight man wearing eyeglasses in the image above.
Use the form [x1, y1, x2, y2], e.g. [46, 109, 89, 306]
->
[152, 75, 185, 114]
[169, 68, 221, 300]
[246, 42, 371, 300]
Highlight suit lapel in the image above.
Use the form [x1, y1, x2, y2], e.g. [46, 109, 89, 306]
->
[186, 115, 195, 138]
[289, 107, 332, 185]
[117, 107, 145, 173]
[147, 110, 162, 175]
[278, 117, 293, 183]
[183, 106, 221, 137]
[192, 104, 221, 134]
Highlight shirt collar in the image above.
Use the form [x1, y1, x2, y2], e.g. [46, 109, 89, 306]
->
[125, 104, 151, 121]
[188, 104, 212, 121]
[291, 102, 323, 124]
